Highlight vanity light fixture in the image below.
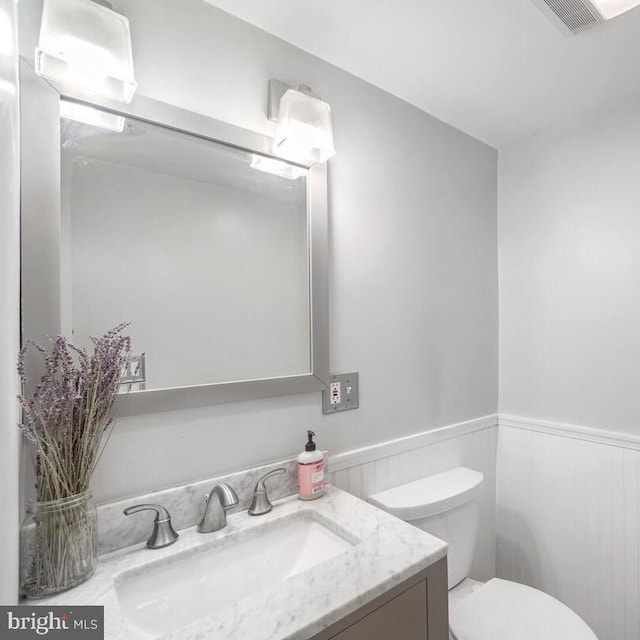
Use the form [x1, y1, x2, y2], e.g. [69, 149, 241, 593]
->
[268, 79, 335, 165]
[60, 99, 125, 132]
[250, 154, 306, 180]
[35, 0, 137, 103]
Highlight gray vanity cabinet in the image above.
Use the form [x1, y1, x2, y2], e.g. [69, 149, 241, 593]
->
[312, 557, 448, 640]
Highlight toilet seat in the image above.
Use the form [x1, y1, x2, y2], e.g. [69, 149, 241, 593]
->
[449, 578, 597, 640]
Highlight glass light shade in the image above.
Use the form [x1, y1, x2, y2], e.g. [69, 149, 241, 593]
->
[591, 0, 640, 18]
[275, 89, 335, 165]
[60, 99, 125, 132]
[250, 154, 306, 180]
[35, 0, 137, 103]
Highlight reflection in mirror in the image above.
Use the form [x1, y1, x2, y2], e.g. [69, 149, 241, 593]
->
[60, 103, 311, 391]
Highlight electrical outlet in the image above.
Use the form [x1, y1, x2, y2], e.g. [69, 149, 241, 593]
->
[322, 372, 359, 414]
[121, 353, 146, 386]
[330, 382, 341, 405]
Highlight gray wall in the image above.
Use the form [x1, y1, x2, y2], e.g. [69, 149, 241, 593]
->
[499, 94, 640, 434]
[19, 0, 498, 504]
[0, 0, 21, 604]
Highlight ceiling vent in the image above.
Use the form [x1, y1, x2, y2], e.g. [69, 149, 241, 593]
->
[531, 0, 606, 34]
[532, 0, 640, 34]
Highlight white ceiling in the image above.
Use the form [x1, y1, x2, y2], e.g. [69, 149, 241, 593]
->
[204, 0, 640, 148]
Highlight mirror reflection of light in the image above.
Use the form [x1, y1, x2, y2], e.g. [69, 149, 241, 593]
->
[250, 155, 306, 180]
[60, 100, 125, 133]
[0, 8, 14, 56]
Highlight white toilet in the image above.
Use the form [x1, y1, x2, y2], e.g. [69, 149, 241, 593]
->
[369, 467, 597, 640]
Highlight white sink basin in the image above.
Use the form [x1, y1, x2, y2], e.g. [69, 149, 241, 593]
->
[115, 514, 356, 637]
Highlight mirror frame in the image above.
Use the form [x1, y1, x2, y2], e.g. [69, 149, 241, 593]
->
[20, 59, 329, 416]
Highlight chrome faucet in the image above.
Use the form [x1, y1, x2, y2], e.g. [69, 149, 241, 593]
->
[198, 483, 239, 533]
[123, 504, 179, 549]
[248, 468, 287, 516]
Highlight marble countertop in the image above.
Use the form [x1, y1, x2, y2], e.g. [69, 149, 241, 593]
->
[40, 486, 447, 640]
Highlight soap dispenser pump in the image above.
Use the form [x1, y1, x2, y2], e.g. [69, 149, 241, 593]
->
[297, 430, 325, 500]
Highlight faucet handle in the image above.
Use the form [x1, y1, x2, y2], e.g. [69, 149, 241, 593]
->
[248, 468, 287, 516]
[123, 503, 179, 549]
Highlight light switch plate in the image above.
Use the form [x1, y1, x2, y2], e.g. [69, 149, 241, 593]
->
[322, 372, 359, 414]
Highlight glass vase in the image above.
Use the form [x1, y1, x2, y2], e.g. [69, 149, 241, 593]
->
[20, 491, 98, 598]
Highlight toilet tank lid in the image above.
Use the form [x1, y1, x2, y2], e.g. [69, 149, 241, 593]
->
[368, 467, 484, 520]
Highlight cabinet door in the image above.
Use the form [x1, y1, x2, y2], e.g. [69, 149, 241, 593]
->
[330, 581, 427, 640]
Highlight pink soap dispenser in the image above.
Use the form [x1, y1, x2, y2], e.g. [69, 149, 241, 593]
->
[297, 430, 325, 500]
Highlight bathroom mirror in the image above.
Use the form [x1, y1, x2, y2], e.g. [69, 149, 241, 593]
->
[60, 112, 311, 389]
[20, 61, 329, 415]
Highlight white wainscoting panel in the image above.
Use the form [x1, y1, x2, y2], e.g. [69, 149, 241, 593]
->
[328, 415, 498, 581]
[497, 418, 640, 640]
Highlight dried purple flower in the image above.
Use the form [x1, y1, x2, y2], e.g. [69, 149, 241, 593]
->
[17, 324, 132, 502]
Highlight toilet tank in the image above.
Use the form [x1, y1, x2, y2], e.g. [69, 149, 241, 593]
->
[369, 467, 483, 589]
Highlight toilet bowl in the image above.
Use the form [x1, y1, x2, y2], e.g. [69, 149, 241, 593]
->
[369, 467, 597, 640]
[448, 576, 596, 640]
